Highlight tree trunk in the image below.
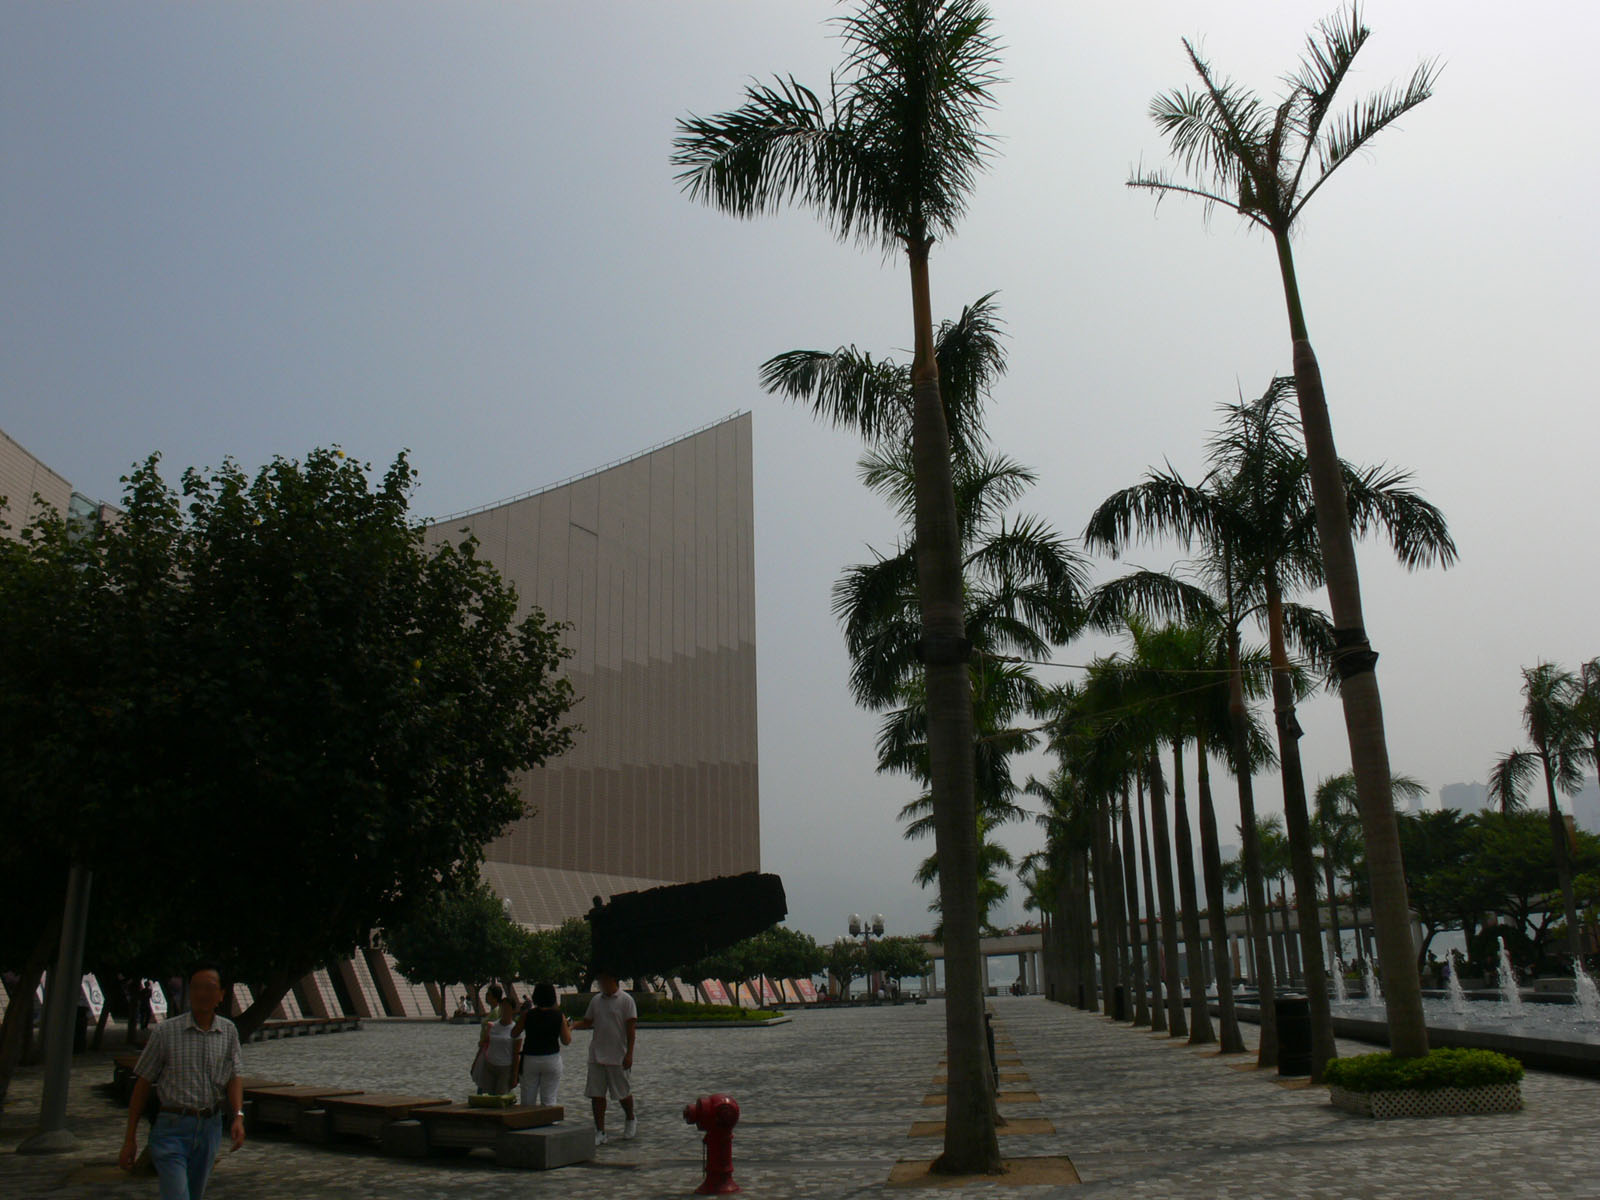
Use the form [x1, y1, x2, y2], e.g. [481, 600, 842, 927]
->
[1226, 626, 1278, 1067]
[1194, 731, 1245, 1052]
[0, 915, 59, 1118]
[906, 242, 1001, 1173]
[1275, 232, 1428, 1059]
[1089, 802, 1120, 1017]
[1120, 784, 1150, 1026]
[1138, 772, 1167, 1032]
[1171, 741, 1214, 1043]
[1075, 848, 1097, 1009]
[1540, 752, 1585, 965]
[1147, 752, 1186, 1036]
[1106, 799, 1136, 1019]
[1264, 583, 1336, 1078]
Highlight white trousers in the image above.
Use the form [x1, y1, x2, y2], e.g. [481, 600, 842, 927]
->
[519, 1052, 564, 1107]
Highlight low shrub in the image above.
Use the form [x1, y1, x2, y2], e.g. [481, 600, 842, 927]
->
[1323, 1048, 1524, 1093]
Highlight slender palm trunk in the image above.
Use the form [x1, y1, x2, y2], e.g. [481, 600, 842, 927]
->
[1171, 741, 1214, 1043]
[1324, 853, 1343, 970]
[1225, 625, 1278, 1066]
[906, 242, 1001, 1170]
[1107, 806, 1136, 1018]
[1090, 801, 1121, 1016]
[1264, 581, 1336, 1078]
[1119, 783, 1150, 1025]
[1147, 751, 1187, 1036]
[1194, 731, 1245, 1052]
[1138, 773, 1167, 1031]
[1076, 848, 1098, 1009]
[1539, 750, 1585, 965]
[1274, 231, 1427, 1059]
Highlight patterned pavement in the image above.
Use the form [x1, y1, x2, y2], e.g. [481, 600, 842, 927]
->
[2, 996, 1597, 1198]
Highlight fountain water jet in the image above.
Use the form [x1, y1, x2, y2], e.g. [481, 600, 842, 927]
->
[1497, 937, 1524, 1015]
[1574, 960, 1600, 1023]
[1361, 956, 1382, 1011]
[1445, 948, 1468, 1015]
[1331, 958, 1348, 1004]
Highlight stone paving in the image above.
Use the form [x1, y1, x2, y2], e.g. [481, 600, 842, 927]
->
[2, 997, 1598, 1198]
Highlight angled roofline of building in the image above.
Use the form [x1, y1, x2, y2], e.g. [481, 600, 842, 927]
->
[428, 410, 751, 525]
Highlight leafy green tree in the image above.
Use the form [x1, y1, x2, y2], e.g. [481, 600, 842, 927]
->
[1394, 810, 1474, 966]
[825, 938, 868, 999]
[1131, 2, 1441, 1060]
[1314, 771, 1427, 967]
[1489, 662, 1592, 964]
[869, 935, 932, 987]
[675, 0, 1006, 1169]
[1, 449, 576, 1042]
[383, 875, 530, 1015]
[523, 918, 592, 989]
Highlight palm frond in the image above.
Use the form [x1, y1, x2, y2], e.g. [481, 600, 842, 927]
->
[1082, 468, 1221, 556]
[1298, 58, 1439, 218]
[1487, 749, 1535, 814]
[1085, 571, 1222, 633]
[758, 346, 910, 445]
[1340, 463, 1457, 570]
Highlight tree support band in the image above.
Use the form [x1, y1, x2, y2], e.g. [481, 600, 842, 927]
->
[1331, 627, 1379, 680]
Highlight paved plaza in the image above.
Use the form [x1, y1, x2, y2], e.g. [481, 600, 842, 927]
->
[3, 996, 1598, 1198]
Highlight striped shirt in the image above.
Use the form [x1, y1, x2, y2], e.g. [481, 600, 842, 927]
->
[133, 1011, 244, 1111]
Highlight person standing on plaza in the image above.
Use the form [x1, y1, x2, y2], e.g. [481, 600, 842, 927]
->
[475, 984, 521, 1095]
[118, 962, 244, 1200]
[514, 981, 571, 1107]
[571, 969, 636, 1144]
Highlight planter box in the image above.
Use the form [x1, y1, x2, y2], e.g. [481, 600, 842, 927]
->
[1329, 1082, 1522, 1119]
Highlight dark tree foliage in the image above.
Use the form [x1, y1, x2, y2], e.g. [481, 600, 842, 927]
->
[587, 872, 787, 978]
[523, 918, 592, 989]
[382, 874, 530, 1011]
[868, 934, 933, 984]
[0, 449, 575, 1039]
[674, 924, 825, 985]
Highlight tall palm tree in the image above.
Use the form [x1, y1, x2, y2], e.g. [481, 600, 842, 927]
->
[1489, 664, 1589, 965]
[675, 2, 1005, 1168]
[1314, 770, 1427, 968]
[1131, 2, 1441, 1059]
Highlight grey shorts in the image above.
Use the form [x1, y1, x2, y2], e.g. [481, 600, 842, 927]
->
[584, 1063, 631, 1100]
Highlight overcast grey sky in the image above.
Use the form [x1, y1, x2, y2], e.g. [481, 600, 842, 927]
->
[4, 2, 1596, 945]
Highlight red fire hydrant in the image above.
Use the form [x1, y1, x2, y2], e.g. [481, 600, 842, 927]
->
[682, 1093, 741, 1195]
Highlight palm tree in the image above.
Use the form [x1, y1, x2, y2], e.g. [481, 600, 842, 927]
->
[1314, 770, 1427, 969]
[675, 2, 1004, 1169]
[1085, 378, 1453, 1076]
[1131, 3, 1441, 1060]
[1489, 665, 1589, 965]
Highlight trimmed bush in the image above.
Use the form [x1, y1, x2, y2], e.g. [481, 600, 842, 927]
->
[1323, 1048, 1524, 1094]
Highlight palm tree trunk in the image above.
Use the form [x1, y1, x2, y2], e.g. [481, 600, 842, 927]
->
[1539, 751, 1585, 965]
[1194, 731, 1245, 1052]
[1090, 800, 1121, 1016]
[1264, 581, 1336, 1078]
[1171, 741, 1214, 1043]
[1226, 626, 1279, 1067]
[1274, 231, 1427, 1060]
[1118, 784, 1150, 1025]
[1147, 751, 1187, 1036]
[1108, 811, 1136, 1018]
[1138, 772, 1167, 1032]
[1076, 848, 1098, 1009]
[906, 240, 1001, 1170]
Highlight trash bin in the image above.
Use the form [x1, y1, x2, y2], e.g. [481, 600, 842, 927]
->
[1276, 995, 1311, 1076]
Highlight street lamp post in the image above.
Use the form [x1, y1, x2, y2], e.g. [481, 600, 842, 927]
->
[848, 913, 885, 1001]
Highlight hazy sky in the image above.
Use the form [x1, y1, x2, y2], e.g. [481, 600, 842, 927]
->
[4, 2, 1596, 945]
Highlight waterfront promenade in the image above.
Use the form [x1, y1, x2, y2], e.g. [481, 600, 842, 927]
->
[3, 996, 1597, 1198]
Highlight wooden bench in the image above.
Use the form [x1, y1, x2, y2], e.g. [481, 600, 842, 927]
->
[413, 1104, 563, 1150]
[316, 1092, 452, 1141]
[246, 1085, 364, 1129]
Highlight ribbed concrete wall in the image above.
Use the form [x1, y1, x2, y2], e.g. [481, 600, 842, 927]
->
[0, 427, 72, 534]
[427, 413, 760, 927]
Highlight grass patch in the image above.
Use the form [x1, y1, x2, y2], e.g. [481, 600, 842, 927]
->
[1323, 1047, 1524, 1093]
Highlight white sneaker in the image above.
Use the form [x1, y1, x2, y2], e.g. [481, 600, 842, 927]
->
[595, 1130, 608, 1146]
[623, 1118, 638, 1139]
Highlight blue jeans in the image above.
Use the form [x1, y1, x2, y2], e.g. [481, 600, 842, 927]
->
[149, 1111, 222, 1200]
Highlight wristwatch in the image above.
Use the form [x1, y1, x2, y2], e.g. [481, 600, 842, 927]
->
[234, 1110, 245, 1119]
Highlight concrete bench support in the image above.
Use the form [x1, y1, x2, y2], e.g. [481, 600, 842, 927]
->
[494, 1124, 594, 1169]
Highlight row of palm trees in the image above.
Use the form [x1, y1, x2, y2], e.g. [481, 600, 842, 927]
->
[674, 0, 1444, 1168]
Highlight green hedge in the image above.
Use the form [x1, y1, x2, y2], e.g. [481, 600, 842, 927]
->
[559, 994, 779, 1022]
[1323, 1048, 1524, 1093]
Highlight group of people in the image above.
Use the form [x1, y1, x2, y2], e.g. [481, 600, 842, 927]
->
[116, 961, 642, 1200]
[474, 969, 638, 1145]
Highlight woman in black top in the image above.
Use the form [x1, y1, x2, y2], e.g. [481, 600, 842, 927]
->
[515, 982, 572, 1107]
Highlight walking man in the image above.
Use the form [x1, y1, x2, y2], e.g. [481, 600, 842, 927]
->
[571, 969, 636, 1145]
[119, 963, 244, 1199]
